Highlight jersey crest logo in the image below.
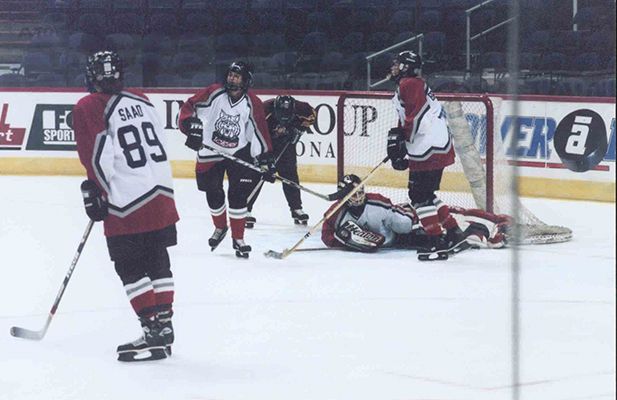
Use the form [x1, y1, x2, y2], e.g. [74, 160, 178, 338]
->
[213, 110, 241, 148]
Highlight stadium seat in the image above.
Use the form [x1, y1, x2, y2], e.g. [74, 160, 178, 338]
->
[320, 51, 344, 72]
[571, 52, 602, 71]
[0, 73, 27, 87]
[182, 12, 215, 34]
[480, 51, 506, 70]
[142, 34, 176, 55]
[29, 72, 67, 87]
[171, 52, 203, 77]
[148, 12, 179, 36]
[341, 32, 365, 54]
[366, 31, 392, 52]
[539, 52, 567, 71]
[76, 12, 108, 35]
[191, 71, 218, 87]
[267, 51, 298, 74]
[389, 10, 414, 34]
[523, 30, 551, 52]
[416, 10, 442, 33]
[422, 31, 447, 56]
[300, 32, 328, 56]
[307, 11, 334, 33]
[21, 52, 53, 78]
[113, 12, 145, 34]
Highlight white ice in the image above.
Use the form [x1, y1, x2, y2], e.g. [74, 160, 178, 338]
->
[0, 175, 614, 400]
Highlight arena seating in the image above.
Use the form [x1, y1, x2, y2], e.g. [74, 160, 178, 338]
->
[0, 0, 612, 95]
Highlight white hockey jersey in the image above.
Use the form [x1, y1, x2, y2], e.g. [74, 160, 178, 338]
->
[74, 89, 179, 237]
[178, 83, 272, 173]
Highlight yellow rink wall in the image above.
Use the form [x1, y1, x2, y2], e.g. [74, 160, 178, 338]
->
[0, 89, 614, 202]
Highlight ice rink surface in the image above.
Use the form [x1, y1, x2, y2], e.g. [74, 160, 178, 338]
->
[0, 175, 614, 400]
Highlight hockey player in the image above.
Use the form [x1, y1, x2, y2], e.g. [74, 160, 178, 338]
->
[322, 175, 510, 258]
[386, 50, 470, 260]
[245, 95, 316, 228]
[73, 51, 179, 361]
[178, 61, 274, 258]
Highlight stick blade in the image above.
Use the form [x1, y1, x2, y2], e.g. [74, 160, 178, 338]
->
[10, 326, 44, 341]
[264, 249, 285, 259]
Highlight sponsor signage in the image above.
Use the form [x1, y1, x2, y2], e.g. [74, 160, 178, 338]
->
[0, 103, 27, 150]
[26, 104, 76, 151]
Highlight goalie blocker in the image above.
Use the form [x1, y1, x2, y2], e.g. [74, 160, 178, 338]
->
[334, 220, 385, 252]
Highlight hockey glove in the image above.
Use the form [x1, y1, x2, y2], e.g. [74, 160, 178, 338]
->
[334, 220, 385, 253]
[256, 152, 276, 183]
[80, 180, 108, 221]
[182, 117, 203, 151]
[387, 127, 408, 171]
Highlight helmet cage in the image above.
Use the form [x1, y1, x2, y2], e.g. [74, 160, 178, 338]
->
[85, 51, 123, 93]
[273, 95, 295, 125]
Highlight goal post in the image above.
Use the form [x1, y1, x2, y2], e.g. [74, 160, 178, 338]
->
[336, 91, 572, 244]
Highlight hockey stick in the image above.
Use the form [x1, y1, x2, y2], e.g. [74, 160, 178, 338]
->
[200, 143, 333, 201]
[264, 156, 390, 260]
[10, 219, 94, 340]
[246, 140, 293, 205]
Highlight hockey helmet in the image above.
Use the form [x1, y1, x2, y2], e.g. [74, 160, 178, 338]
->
[273, 95, 296, 125]
[85, 50, 123, 93]
[390, 50, 422, 81]
[224, 60, 253, 92]
[339, 174, 366, 207]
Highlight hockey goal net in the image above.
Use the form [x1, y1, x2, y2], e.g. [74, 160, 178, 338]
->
[336, 91, 572, 244]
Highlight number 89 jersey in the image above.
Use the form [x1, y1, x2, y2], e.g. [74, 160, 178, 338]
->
[73, 89, 179, 237]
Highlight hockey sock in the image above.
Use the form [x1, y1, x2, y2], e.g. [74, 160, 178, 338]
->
[124, 276, 158, 318]
[415, 203, 443, 236]
[210, 204, 227, 229]
[434, 198, 459, 231]
[228, 207, 247, 240]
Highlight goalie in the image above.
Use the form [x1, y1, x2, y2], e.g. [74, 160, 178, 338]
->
[321, 174, 512, 260]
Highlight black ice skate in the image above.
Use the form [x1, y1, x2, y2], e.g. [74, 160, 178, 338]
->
[117, 316, 168, 362]
[417, 234, 450, 261]
[157, 310, 174, 356]
[445, 226, 472, 254]
[291, 209, 309, 225]
[245, 212, 256, 229]
[233, 239, 251, 258]
[209, 227, 228, 251]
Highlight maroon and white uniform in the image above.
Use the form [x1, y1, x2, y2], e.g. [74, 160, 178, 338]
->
[178, 83, 272, 173]
[322, 194, 510, 250]
[322, 193, 417, 248]
[73, 89, 179, 238]
[393, 77, 454, 171]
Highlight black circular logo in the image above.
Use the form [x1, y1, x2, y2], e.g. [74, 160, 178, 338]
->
[554, 109, 607, 172]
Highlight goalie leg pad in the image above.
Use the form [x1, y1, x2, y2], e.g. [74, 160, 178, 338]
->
[335, 220, 385, 253]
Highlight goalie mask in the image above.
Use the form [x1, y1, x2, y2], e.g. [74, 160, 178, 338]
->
[339, 174, 366, 207]
[85, 50, 123, 94]
[390, 50, 422, 82]
[224, 60, 253, 92]
[273, 95, 296, 125]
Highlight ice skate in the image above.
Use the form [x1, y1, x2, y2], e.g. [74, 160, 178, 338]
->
[245, 212, 256, 229]
[417, 234, 450, 261]
[445, 226, 472, 254]
[233, 239, 251, 258]
[209, 227, 228, 251]
[157, 310, 174, 356]
[117, 316, 167, 362]
[291, 209, 309, 225]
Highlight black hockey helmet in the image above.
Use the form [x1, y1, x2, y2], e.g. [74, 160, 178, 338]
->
[273, 95, 296, 125]
[224, 60, 253, 92]
[390, 50, 422, 81]
[338, 174, 366, 207]
[85, 50, 123, 93]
